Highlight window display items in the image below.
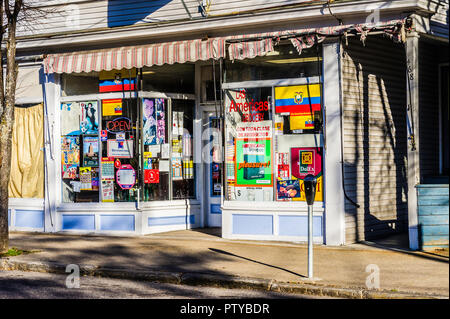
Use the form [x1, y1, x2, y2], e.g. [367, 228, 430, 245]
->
[80, 167, 92, 190]
[144, 169, 160, 184]
[107, 140, 133, 158]
[277, 180, 301, 200]
[62, 164, 78, 179]
[290, 147, 323, 202]
[82, 136, 99, 166]
[101, 180, 114, 202]
[172, 157, 183, 181]
[61, 102, 81, 135]
[101, 157, 115, 180]
[61, 136, 80, 166]
[143, 98, 166, 145]
[116, 164, 136, 190]
[80, 101, 99, 134]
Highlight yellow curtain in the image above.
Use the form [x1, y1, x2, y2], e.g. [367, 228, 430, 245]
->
[8, 103, 44, 198]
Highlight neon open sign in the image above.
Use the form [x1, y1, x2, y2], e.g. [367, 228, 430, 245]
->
[106, 117, 131, 134]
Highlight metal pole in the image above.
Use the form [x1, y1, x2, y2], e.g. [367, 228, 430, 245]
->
[308, 203, 313, 278]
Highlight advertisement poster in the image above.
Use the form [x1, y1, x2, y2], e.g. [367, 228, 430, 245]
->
[61, 136, 80, 165]
[274, 84, 321, 130]
[290, 147, 323, 202]
[61, 103, 81, 135]
[80, 101, 99, 134]
[172, 111, 184, 136]
[101, 157, 115, 180]
[277, 180, 301, 200]
[235, 139, 272, 187]
[116, 164, 136, 190]
[143, 98, 165, 145]
[83, 136, 99, 166]
[80, 167, 92, 190]
[107, 140, 133, 158]
[62, 164, 78, 179]
[143, 153, 152, 169]
[172, 157, 183, 181]
[102, 99, 122, 116]
[101, 180, 114, 202]
[144, 169, 160, 184]
[91, 167, 99, 190]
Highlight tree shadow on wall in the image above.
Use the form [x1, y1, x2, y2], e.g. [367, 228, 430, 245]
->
[342, 36, 409, 243]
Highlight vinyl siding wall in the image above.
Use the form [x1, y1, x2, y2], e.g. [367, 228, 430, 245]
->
[342, 36, 409, 243]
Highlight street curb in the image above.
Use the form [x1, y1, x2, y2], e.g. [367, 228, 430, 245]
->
[0, 258, 446, 299]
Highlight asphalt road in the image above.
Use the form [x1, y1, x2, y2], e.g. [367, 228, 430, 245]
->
[0, 270, 319, 299]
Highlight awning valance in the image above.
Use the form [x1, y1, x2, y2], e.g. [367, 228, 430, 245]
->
[44, 19, 408, 74]
[44, 38, 227, 74]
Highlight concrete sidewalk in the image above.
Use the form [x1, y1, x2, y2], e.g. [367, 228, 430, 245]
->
[1, 229, 448, 299]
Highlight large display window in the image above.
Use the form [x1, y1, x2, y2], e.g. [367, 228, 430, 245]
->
[224, 45, 324, 203]
[60, 68, 196, 204]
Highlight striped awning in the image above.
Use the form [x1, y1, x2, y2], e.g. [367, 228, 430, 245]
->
[44, 19, 408, 74]
[44, 38, 226, 74]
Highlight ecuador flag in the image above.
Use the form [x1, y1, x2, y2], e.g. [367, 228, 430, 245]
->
[274, 84, 321, 114]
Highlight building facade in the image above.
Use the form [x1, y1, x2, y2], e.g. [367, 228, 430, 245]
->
[8, 0, 449, 248]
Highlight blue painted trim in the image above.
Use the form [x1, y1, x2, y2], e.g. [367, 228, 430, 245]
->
[418, 187, 449, 196]
[232, 214, 273, 235]
[418, 215, 449, 226]
[8, 209, 11, 227]
[418, 206, 449, 215]
[210, 204, 222, 215]
[417, 196, 449, 206]
[148, 215, 195, 227]
[14, 210, 44, 229]
[62, 215, 95, 231]
[278, 215, 323, 237]
[100, 215, 135, 231]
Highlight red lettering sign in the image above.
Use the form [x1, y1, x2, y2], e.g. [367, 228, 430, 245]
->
[106, 117, 131, 133]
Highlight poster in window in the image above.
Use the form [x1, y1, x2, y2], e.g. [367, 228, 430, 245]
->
[143, 98, 157, 145]
[83, 136, 99, 166]
[234, 121, 273, 187]
[155, 98, 166, 144]
[172, 157, 183, 181]
[101, 157, 115, 180]
[62, 164, 78, 179]
[116, 164, 136, 190]
[290, 147, 323, 202]
[277, 180, 301, 200]
[80, 101, 99, 134]
[61, 103, 81, 135]
[80, 167, 92, 190]
[61, 136, 80, 165]
[99, 69, 136, 93]
[107, 140, 133, 158]
[101, 180, 114, 202]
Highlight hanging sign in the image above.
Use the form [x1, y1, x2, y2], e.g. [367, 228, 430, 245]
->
[106, 117, 131, 134]
[99, 69, 137, 93]
[116, 164, 136, 190]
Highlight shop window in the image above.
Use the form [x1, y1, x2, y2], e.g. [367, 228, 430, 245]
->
[61, 101, 100, 202]
[224, 43, 324, 202]
[142, 98, 170, 201]
[224, 44, 322, 83]
[171, 100, 195, 199]
[61, 97, 196, 203]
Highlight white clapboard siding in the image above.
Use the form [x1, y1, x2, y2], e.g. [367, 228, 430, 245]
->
[342, 35, 409, 244]
[17, 0, 315, 37]
[429, 0, 449, 38]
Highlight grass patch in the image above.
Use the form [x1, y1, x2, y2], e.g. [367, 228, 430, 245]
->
[0, 247, 29, 258]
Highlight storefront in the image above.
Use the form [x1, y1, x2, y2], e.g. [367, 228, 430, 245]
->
[8, 0, 448, 247]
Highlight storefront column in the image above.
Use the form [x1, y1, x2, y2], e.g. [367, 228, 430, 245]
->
[323, 38, 345, 245]
[405, 32, 420, 250]
[42, 72, 61, 232]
